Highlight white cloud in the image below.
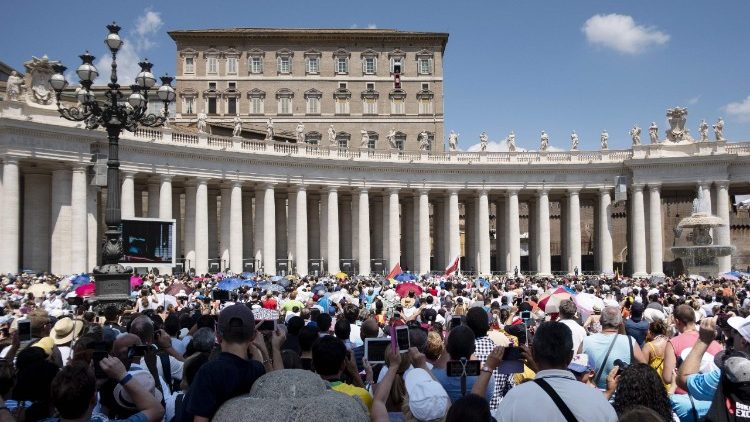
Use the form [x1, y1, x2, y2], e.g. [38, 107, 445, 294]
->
[687, 95, 701, 105]
[367, 24, 377, 29]
[582, 14, 669, 54]
[725, 95, 750, 122]
[350, 24, 359, 29]
[94, 8, 164, 86]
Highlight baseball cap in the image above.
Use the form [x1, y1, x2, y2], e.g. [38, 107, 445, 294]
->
[404, 368, 450, 421]
[568, 353, 595, 374]
[218, 304, 255, 337]
[728, 316, 750, 343]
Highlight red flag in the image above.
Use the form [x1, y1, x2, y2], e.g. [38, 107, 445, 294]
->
[386, 262, 402, 280]
[444, 256, 460, 277]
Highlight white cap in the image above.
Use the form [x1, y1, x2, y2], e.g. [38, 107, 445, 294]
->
[403, 368, 449, 421]
[728, 316, 750, 343]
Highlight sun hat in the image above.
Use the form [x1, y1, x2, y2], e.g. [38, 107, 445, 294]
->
[113, 369, 163, 409]
[50, 318, 84, 345]
[403, 368, 450, 421]
[32, 337, 55, 356]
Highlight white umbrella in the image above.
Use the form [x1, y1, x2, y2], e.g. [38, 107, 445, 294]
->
[574, 292, 605, 321]
[688, 274, 706, 282]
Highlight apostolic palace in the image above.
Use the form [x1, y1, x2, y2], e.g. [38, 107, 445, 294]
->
[1, 28, 749, 278]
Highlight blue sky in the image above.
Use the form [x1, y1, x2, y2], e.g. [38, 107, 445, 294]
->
[3, 0, 750, 150]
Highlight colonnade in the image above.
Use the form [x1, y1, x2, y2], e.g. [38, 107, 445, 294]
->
[0, 157, 736, 277]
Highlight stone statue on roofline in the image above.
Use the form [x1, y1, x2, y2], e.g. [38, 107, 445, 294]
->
[570, 131, 579, 151]
[327, 125, 336, 146]
[600, 130, 609, 150]
[630, 125, 641, 146]
[649, 122, 659, 144]
[699, 119, 709, 142]
[448, 130, 459, 151]
[419, 131, 430, 151]
[6, 71, 24, 102]
[387, 128, 398, 150]
[197, 112, 207, 133]
[506, 131, 516, 152]
[713, 117, 725, 141]
[295, 122, 305, 143]
[539, 130, 549, 151]
[360, 130, 369, 148]
[232, 116, 242, 137]
[479, 131, 488, 151]
[265, 118, 274, 141]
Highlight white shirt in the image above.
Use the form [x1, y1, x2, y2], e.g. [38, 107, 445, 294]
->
[349, 323, 363, 348]
[494, 369, 618, 422]
[559, 319, 586, 353]
[140, 354, 184, 382]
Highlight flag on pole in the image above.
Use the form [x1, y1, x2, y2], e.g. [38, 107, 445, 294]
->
[386, 262, 402, 281]
[444, 256, 460, 277]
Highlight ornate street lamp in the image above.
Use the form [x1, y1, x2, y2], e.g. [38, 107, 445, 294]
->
[49, 22, 175, 307]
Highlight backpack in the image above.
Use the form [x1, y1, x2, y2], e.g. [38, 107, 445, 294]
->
[704, 356, 750, 422]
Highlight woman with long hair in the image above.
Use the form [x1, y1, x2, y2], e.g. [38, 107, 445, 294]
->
[612, 363, 674, 421]
[641, 319, 675, 389]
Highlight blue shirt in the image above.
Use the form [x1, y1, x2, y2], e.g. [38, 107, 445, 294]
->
[432, 367, 494, 403]
[41, 412, 148, 422]
[686, 368, 720, 401]
[582, 333, 638, 389]
[670, 393, 712, 422]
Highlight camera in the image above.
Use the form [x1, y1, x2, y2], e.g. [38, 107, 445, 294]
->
[613, 358, 629, 375]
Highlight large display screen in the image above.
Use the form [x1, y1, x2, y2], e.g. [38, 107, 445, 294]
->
[121, 219, 175, 264]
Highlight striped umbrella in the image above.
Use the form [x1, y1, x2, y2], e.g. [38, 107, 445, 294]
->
[538, 287, 573, 313]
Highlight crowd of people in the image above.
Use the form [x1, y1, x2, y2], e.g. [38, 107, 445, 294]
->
[0, 269, 749, 421]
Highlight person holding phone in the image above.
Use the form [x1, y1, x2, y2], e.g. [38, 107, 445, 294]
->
[432, 325, 494, 403]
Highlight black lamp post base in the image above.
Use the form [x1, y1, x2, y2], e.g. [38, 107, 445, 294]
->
[90, 266, 133, 311]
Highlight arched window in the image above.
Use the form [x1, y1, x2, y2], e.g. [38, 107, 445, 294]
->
[367, 131, 378, 150]
[395, 131, 407, 150]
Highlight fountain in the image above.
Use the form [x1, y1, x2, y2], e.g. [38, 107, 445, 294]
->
[671, 188, 734, 277]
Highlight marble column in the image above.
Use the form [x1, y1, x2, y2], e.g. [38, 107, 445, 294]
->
[296, 186, 308, 275]
[358, 188, 371, 275]
[402, 197, 414, 270]
[537, 189, 552, 276]
[220, 187, 231, 270]
[381, 194, 389, 262]
[559, 196, 568, 271]
[229, 182, 243, 274]
[433, 198, 444, 270]
[715, 181, 732, 273]
[87, 185, 98, 270]
[320, 193, 328, 261]
[340, 196, 352, 260]
[194, 179, 209, 275]
[478, 190, 491, 275]
[598, 188, 614, 274]
[327, 187, 340, 274]
[630, 184, 648, 277]
[527, 198, 538, 272]
[371, 197, 383, 260]
[275, 195, 287, 262]
[506, 189, 521, 275]
[121, 171, 135, 218]
[448, 189, 460, 269]
[254, 186, 265, 265]
[50, 168, 72, 275]
[418, 189, 430, 275]
[288, 191, 297, 265]
[147, 182, 160, 218]
[351, 192, 359, 263]
[263, 183, 276, 275]
[465, 200, 476, 271]
[307, 195, 320, 260]
[648, 184, 664, 276]
[184, 184, 196, 271]
[208, 190, 219, 262]
[70, 165, 88, 274]
[159, 176, 172, 219]
[387, 188, 400, 269]
[567, 188, 582, 275]
[23, 173, 51, 272]
[242, 192, 253, 264]
[495, 198, 506, 273]
[172, 191, 182, 259]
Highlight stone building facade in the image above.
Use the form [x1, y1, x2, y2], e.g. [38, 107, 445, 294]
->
[168, 28, 448, 151]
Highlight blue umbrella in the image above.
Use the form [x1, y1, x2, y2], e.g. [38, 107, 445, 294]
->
[478, 277, 490, 289]
[257, 282, 284, 293]
[270, 275, 283, 282]
[311, 284, 327, 295]
[217, 278, 243, 291]
[241, 279, 256, 288]
[72, 274, 91, 286]
[241, 272, 256, 279]
[394, 273, 416, 282]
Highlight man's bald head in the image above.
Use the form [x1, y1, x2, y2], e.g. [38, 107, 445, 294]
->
[129, 315, 155, 344]
[359, 318, 380, 342]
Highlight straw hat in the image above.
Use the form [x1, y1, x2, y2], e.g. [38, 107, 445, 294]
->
[50, 318, 84, 345]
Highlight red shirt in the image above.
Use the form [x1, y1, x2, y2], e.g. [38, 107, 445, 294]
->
[261, 298, 277, 310]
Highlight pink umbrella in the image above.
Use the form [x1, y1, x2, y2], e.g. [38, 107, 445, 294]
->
[130, 276, 144, 289]
[75, 283, 95, 297]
